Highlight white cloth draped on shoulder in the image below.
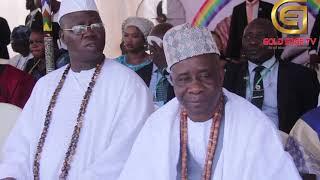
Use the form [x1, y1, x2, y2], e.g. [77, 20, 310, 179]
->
[118, 89, 301, 180]
[0, 59, 154, 180]
[9, 53, 33, 71]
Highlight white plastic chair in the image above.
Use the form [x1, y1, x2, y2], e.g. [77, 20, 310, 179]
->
[0, 58, 8, 64]
[0, 103, 21, 149]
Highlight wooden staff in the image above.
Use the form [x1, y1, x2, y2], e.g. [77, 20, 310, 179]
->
[41, 0, 55, 73]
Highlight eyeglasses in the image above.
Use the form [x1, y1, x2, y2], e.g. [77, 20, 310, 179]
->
[171, 72, 216, 87]
[63, 23, 104, 35]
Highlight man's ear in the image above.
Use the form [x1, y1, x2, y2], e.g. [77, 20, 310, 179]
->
[59, 30, 65, 44]
[168, 74, 174, 86]
[219, 67, 225, 86]
[219, 60, 226, 84]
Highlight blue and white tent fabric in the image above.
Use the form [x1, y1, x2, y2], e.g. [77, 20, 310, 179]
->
[285, 107, 320, 176]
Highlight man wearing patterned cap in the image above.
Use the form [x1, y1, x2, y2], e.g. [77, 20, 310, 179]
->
[9, 25, 33, 71]
[0, 0, 153, 179]
[118, 23, 301, 180]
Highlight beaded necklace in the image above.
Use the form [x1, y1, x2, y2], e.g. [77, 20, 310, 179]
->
[33, 61, 104, 180]
[180, 95, 224, 180]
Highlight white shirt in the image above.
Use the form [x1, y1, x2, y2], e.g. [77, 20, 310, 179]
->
[188, 119, 212, 166]
[186, 119, 212, 179]
[182, 118, 224, 179]
[149, 64, 167, 109]
[149, 64, 161, 98]
[9, 53, 33, 70]
[246, 0, 260, 20]
[0, 59, 154, 180]
[246, 56, 279, 127]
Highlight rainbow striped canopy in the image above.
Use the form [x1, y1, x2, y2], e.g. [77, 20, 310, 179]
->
[192, 0, 231, 27]
[307, 0, 320, 17]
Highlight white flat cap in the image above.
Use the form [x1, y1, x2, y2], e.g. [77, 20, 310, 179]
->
[163, 23, 220, 72]
[122, 17, 154, 40]
[58, 0, 98, 23]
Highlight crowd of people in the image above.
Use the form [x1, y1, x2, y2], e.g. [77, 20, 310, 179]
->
[0, 0, 319, 179]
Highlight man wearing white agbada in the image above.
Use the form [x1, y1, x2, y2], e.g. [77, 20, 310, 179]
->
[0, 0, 153, 179]
[118, 23, 301, 180]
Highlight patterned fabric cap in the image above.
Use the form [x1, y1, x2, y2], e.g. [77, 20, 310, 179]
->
[122, 17, 154, 40]
[58, 0, 98, 23]
[163, 23, 220, 73]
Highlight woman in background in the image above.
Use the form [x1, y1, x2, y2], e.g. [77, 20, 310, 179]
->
[116, 17, 154, 84]
[25, 26, 46, 81]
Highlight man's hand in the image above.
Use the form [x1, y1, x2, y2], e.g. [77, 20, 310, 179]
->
[309, 54, 320, 70]
[149, 41, 167, 70]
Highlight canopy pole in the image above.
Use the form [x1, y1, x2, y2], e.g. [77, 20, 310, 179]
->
[42, 0, 55, 73]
